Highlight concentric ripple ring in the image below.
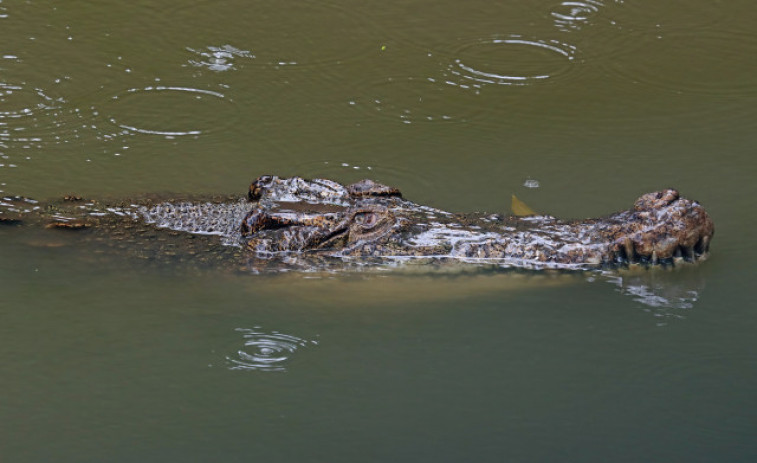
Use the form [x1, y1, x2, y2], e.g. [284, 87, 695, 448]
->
[448, 35, 578, 87]
[106, 85, 236, 137]
[226, 328, 317, 372]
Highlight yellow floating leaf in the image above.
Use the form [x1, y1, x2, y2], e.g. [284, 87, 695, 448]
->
[511, 194, 537, 217]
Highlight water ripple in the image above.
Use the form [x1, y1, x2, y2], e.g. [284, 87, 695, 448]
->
[445, 35, 578, 88]
[0, 81, 67, 154]
[185, 44, 254, 72]
[105, 85, 237, 137]
[0, 82, 134, 160]
[226, 328, 318, 372]
[170, 0, 369, 68]
[0, 82, 59, 120]
[550, 0, 604, 31]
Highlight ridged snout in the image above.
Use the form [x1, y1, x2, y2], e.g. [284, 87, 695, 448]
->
[615, 190, 714, 265]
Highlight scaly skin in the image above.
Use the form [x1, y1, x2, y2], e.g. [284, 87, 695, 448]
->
[240, 176, 714, 269]
[0, 175, 714, 271]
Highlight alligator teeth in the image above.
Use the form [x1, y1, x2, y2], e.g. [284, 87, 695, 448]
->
[695, 235, 710, 255]
[680, 245, 695, 262]
[623, 238, 635, 263]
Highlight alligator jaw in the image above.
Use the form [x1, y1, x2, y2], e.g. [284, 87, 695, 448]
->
[606, 189, 714, 267]
[238, 179, 715, 270]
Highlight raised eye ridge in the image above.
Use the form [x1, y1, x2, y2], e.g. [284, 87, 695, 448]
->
[354, 211, 379, 228]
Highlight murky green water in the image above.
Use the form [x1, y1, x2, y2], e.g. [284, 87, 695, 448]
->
[1, 0, 756, 461]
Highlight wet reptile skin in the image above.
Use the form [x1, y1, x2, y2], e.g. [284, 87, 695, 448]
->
[1, 175, 714, 271]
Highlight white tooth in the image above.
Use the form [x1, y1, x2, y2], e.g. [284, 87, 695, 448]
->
[700, 235, 710, 254]
[623, 238, 634, 262]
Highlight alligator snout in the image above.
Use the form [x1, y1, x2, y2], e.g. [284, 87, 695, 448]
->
[610, 189, 714, 265]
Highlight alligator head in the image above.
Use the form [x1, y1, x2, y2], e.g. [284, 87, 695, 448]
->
[237, 176, 714, 269]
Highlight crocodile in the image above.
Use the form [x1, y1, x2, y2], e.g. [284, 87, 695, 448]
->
[0, 175, 714, 272]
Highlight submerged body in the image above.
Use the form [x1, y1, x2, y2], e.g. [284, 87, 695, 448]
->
[0, 175, 714, 271]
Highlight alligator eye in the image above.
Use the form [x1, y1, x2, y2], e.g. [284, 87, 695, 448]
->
[354, 211, 378, 228]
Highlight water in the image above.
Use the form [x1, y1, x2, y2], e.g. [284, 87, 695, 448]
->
[1, 0, 756, 461]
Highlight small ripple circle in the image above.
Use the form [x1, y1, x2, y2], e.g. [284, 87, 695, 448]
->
[226, 328, 317, 372]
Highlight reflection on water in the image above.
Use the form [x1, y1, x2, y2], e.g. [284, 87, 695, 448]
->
[598, 266, 707, 323]
[238, 252, 709, 317]
[225, 327, 318, 372]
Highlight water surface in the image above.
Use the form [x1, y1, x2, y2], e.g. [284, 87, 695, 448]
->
[1, 0, 756, 461]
